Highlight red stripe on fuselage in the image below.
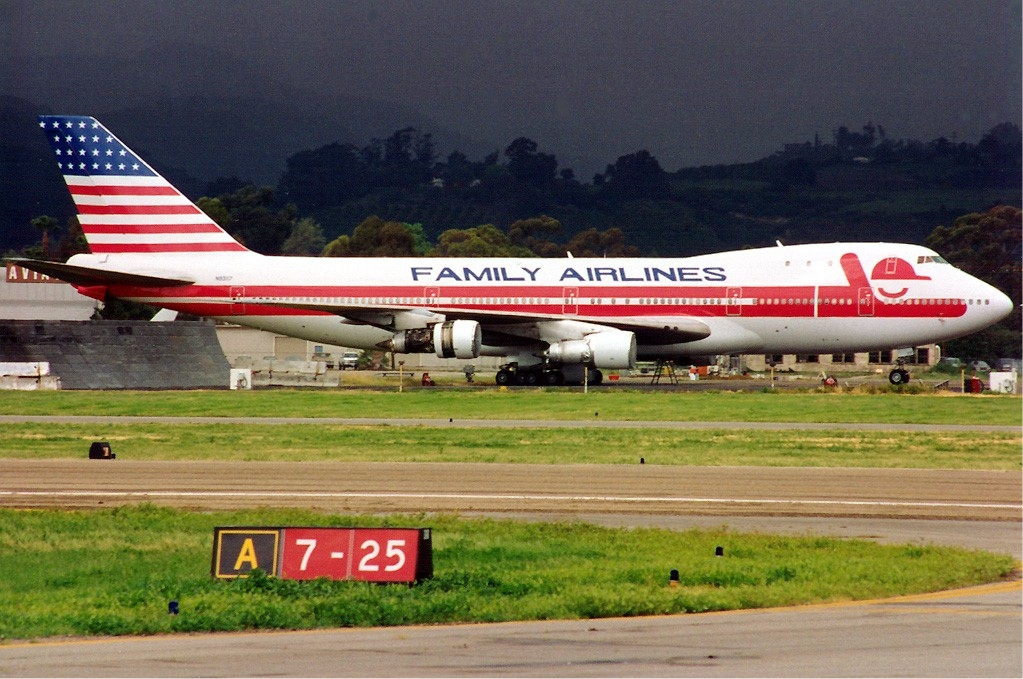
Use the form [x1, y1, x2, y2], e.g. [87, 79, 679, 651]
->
[111, 282, 966, 320]
[88, 242, 248, 254]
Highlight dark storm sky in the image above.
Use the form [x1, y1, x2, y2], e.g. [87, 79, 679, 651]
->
[4, 0, 1021, 172]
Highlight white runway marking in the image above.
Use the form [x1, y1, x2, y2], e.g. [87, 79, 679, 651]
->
[2, 489, 1017, 510]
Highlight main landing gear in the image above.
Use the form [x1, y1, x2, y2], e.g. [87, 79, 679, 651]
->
[495, 362, 603, 386]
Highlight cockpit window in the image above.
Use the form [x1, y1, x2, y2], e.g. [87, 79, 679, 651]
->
[917, 255, 948, 264]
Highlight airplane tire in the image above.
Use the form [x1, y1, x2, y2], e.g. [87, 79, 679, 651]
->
[522, 371, 539, 386]
[495, 369, 513, 386]
[888, 369, 909, 385]
[544, 370, 564, 386]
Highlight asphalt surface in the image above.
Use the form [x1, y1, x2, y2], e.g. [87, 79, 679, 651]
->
[1, 415, 1020, 677]
[2, 581, 1018, 678]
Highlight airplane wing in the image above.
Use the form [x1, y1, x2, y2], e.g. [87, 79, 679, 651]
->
[247, 297, 711, 344]
[7, 258, 195, 288]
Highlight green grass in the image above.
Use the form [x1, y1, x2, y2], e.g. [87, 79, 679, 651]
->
[1, 389, 1020, 425]
[1, 389, 1017, 640]
[0, 506, 1014, 640]
[2, 422, 1019, 469]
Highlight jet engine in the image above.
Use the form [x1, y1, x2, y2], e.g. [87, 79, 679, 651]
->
[388, 320, 481, 359]
[545, 330, 636, 369]
[432, 319, 482, 359]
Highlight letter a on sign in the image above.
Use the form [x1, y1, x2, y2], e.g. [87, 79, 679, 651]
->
[234, 538, 259, 570]
[213, 529, 280, 578]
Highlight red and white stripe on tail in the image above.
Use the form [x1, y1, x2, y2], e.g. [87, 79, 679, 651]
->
[38, 115, 248, 255]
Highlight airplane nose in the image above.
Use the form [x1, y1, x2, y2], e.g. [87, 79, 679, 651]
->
[990, 287, 1014, 323]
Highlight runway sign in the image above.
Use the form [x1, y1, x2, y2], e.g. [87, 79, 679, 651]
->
[212, 527, 432, 583]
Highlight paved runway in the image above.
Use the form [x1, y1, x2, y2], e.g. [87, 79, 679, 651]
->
[1, 416, 1020, 676]
[1, 580, 1019, 677]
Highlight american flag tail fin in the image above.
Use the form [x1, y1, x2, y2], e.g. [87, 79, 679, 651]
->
[38, 115, 250, 255]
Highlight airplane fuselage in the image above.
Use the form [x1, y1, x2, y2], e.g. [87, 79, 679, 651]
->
[65, 241, 1010, 361]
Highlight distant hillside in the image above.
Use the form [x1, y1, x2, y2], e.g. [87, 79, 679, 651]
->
[2, 89, 1019, 257]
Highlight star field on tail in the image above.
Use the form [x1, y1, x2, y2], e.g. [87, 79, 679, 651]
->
[39, 115, 156, 177]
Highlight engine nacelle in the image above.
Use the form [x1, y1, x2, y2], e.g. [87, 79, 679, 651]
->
[432, 320, 482, 359]
[389, 327, 433, 354]
[546, 330, 636, 369]
[388, 320, 482, 359]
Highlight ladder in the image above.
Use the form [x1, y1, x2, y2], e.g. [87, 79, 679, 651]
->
[650, 360, 679, 385]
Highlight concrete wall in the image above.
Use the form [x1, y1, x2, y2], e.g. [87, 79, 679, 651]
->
[0, 320, 230, 389]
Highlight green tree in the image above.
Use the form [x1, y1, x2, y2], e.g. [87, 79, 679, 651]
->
[281, 217, 326, 256]
[925, 205, 1021, 359]
[278, 142, 369, 211]
[504, 137, 558, 190]
[602, 150, 670, 200]
[54, 216, 88, 260]
[565, 227, 640, 257]
[322, 216, 422, 257]
[508, 215, 563, 256]
[195, 197, 233, 230]
[432, 224, 533, 257]
[404, 222, 433, 255]
[31, 215, 59, 259]
[203, 186, 295, 254]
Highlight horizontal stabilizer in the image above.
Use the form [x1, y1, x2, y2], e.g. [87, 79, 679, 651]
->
[6, 258, 194, 288]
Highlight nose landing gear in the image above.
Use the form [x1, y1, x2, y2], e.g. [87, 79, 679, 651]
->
[888, 360, 910, 385]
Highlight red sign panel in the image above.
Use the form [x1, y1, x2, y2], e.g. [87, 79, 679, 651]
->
[280, 528, 421, 582]
[213, 526, 431, 583]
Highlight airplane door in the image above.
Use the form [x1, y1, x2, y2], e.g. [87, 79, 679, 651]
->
[857, 287, 875, 316]
[230, 286, 245, 315]
[726, 287, 742, 316]
[562, 287, 578, 315]
[424, 286, 439, 307]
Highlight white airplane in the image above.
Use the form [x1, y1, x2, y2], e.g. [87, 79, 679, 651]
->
[15, 115, 1014, 385]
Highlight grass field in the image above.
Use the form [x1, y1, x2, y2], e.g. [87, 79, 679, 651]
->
[1, 389, 1019, 470]
[1, 388, 1020, 424]
[0, 506, 1015, 640]
[3, 422, 1019, 469]
[0, 388, 1018, 640]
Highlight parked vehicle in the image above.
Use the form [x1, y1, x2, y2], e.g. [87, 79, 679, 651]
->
[995, 358, 1021, 373]
[968, 360, 991, 372]
[340, 351, 360, 370]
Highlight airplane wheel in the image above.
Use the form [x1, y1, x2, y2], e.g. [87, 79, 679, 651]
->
[544, 370, 564, 386]
[888, 369, 909, 385]
[522, 371, 539, 386]
[495, 369, 512, 386]
[590, 369, 603, 385]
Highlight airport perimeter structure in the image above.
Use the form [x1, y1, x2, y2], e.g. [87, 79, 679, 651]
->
[0, 320, 229, 389]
